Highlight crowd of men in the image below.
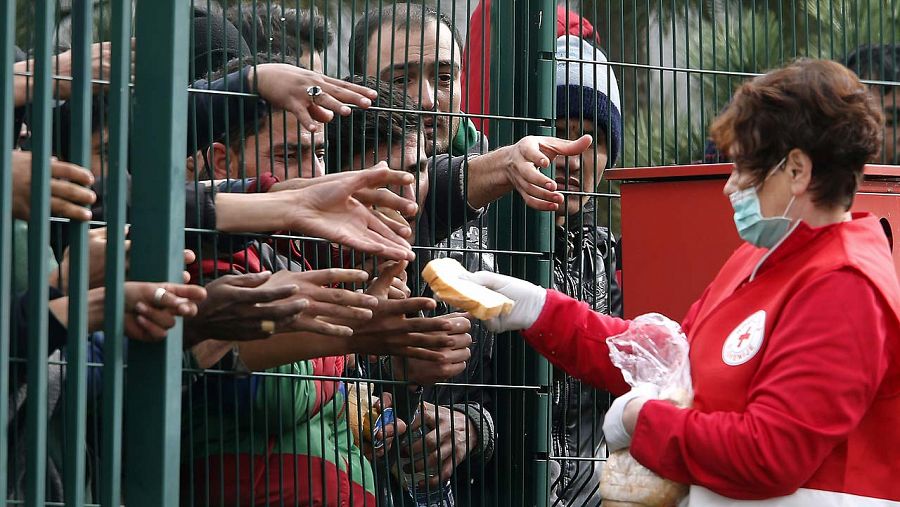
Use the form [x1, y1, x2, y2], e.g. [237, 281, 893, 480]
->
[7, 1, 900, 506]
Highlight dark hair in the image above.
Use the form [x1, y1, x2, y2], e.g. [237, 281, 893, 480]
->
[326, 75, 421, 171]
[350, 3, 462, 76]
[209, 52, 302, 150]
[710, 58, 883, 210]
[227, 4, 333, 64]
[843, 44, 900, 95]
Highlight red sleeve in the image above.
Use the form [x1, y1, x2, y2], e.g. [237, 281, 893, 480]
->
[629, 269, 891, 499]
[521, 290, 632, 395]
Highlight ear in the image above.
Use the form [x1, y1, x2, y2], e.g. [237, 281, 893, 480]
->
[787, 148, 813, 196]
[207, 142, 236, 180]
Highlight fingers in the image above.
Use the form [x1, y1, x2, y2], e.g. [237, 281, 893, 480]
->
[321, 74, 378, 105]
[183, 249, 196, 265]
[543, 134, 593, 156]
[356, 187, 419, 217]
[372, 208, 413, 239]
[50, 159, 95, 186]
[351, 167, 416, 194]
[133, 302, 177, 330]
[223, 271, 273, 289]
[298, 267, 371, 287]
[289, 315, 354, 336]
[50, 196, 93, 222]
[162, 283, 207, 304]
[49, 179, 96, 206]
[367, 261, 409, 298]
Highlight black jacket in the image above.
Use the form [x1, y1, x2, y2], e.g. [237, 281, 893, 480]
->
[548, 206, 622, 507]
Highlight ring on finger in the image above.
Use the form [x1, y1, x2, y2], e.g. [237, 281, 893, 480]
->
[260, 320, 276, 334]
[153, 287, 167, 307]
[306, 85, 323, 104]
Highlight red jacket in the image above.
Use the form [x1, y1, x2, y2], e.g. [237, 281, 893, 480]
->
[522, 213, 900, 505]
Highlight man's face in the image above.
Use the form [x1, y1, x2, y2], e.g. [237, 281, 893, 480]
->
[882, 87, 899, 164]
[238, 109, 326, 180]
[365, 21, 462, 156]
[554, 118, 608, 217]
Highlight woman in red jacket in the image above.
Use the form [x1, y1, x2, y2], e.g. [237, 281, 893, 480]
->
[463, 59, 900, 505]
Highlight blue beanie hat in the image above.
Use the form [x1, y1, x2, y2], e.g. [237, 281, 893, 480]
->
[555, 35, 622, 167]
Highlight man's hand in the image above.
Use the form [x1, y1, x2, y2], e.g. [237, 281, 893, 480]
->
[126, 282, 207, 342]
[358, 392, 408, 461]
[259, 268, 378, 336]
[390, 313, 472, 385]
[182, 272, 308, 346]
[248, 63, 378, 132]
[14, 40, 134, 106]
[467, 135, 593, 211]
[402, 402, 479, 487]
[281, 166, 417, 261]
[11, 151, 95, 221]
[344, 262, 471, 361]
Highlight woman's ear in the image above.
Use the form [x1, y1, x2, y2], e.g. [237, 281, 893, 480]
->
[787, 148, 813, 196]
[207, 142, 236, 180]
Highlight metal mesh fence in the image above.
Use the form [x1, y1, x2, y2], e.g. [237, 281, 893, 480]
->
[3, 1, 899, 506]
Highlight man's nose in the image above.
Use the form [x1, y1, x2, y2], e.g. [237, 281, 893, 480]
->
[554, 152, 581, 173]
[417, 79, 436, 110]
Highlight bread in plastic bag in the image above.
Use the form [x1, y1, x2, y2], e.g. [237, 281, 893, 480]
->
[600, 313, 693, 507]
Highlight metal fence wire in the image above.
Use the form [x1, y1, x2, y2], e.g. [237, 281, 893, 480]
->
[3, 0, 900, 506]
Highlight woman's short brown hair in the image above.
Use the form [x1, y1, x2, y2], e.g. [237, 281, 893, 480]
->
[710, 58, 884, 209]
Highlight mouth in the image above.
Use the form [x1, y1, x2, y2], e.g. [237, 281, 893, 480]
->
[554, 176, 581, 191]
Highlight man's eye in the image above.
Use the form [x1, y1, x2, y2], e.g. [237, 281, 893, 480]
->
[315, 150, 326, 160]
[392, 76, 408, 86]
[438, 73, 453, 83]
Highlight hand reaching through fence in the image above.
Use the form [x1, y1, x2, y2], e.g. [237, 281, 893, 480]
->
[402, 402, 480, 488]
[126, 282, 206, 341]
[11, 150, 95, 222]
[258, 268, 378, 336]
[182, 272, 308, 346]
[464, 134, 594, 211]
[248, 62, 378, 131]
[13, 39, 135, 107]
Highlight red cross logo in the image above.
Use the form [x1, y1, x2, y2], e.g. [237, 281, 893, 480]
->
[737, 332, 751, 348]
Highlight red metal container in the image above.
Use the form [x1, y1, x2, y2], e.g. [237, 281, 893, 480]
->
[605, 164, 900, 320]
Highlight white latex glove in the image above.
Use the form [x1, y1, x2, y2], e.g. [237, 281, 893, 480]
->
[602, 384, 660, 453]
[463, 271, 548, 333]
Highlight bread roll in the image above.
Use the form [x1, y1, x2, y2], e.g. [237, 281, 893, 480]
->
[422, 257, 514, 320]
[600, 450, 688, 507]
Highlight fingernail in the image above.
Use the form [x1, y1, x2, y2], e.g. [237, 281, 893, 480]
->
[360, 98, 371, 107]
[135, 302, 146, 313]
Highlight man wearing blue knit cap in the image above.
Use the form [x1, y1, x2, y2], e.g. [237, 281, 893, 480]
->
[548, 34, 623, 507]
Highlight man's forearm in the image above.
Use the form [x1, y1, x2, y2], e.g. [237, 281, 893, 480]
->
[464, 148, 513, 210]
[214, 191, 294, 232]
[236, 331, 352, 371]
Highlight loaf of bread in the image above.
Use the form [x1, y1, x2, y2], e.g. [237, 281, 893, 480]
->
[422, 257, 514, 320]
[600, 450, 688, 507]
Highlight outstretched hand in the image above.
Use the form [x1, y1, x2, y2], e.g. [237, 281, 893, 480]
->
[282, 166, 418, 261]
[502, 134, 593, 211]
[249, 63, 378, 132]
[11, 151, 95, 222]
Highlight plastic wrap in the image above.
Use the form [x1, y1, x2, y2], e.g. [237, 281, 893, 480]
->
[600, 313, 693, 507]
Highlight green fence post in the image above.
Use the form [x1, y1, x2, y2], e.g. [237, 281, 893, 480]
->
[63, 0, 95, 504]
[101, 0, 132, 503]
[522, 0, 555, 503]
[124, 0, 189, 505]
[26, 0, 55, 504]
[0, 0, 16, 503]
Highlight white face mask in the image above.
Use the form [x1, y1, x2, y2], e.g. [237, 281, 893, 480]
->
[728, 157, 796, 248]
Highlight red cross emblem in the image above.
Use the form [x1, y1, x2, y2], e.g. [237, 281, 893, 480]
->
[737, 332, 751, 348]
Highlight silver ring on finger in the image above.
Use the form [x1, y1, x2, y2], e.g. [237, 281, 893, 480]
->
[306, 85, 323, 105]
[153, 287, 168, 307]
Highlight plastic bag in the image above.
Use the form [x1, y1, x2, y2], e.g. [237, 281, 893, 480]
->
[600, 313, 693, 507]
